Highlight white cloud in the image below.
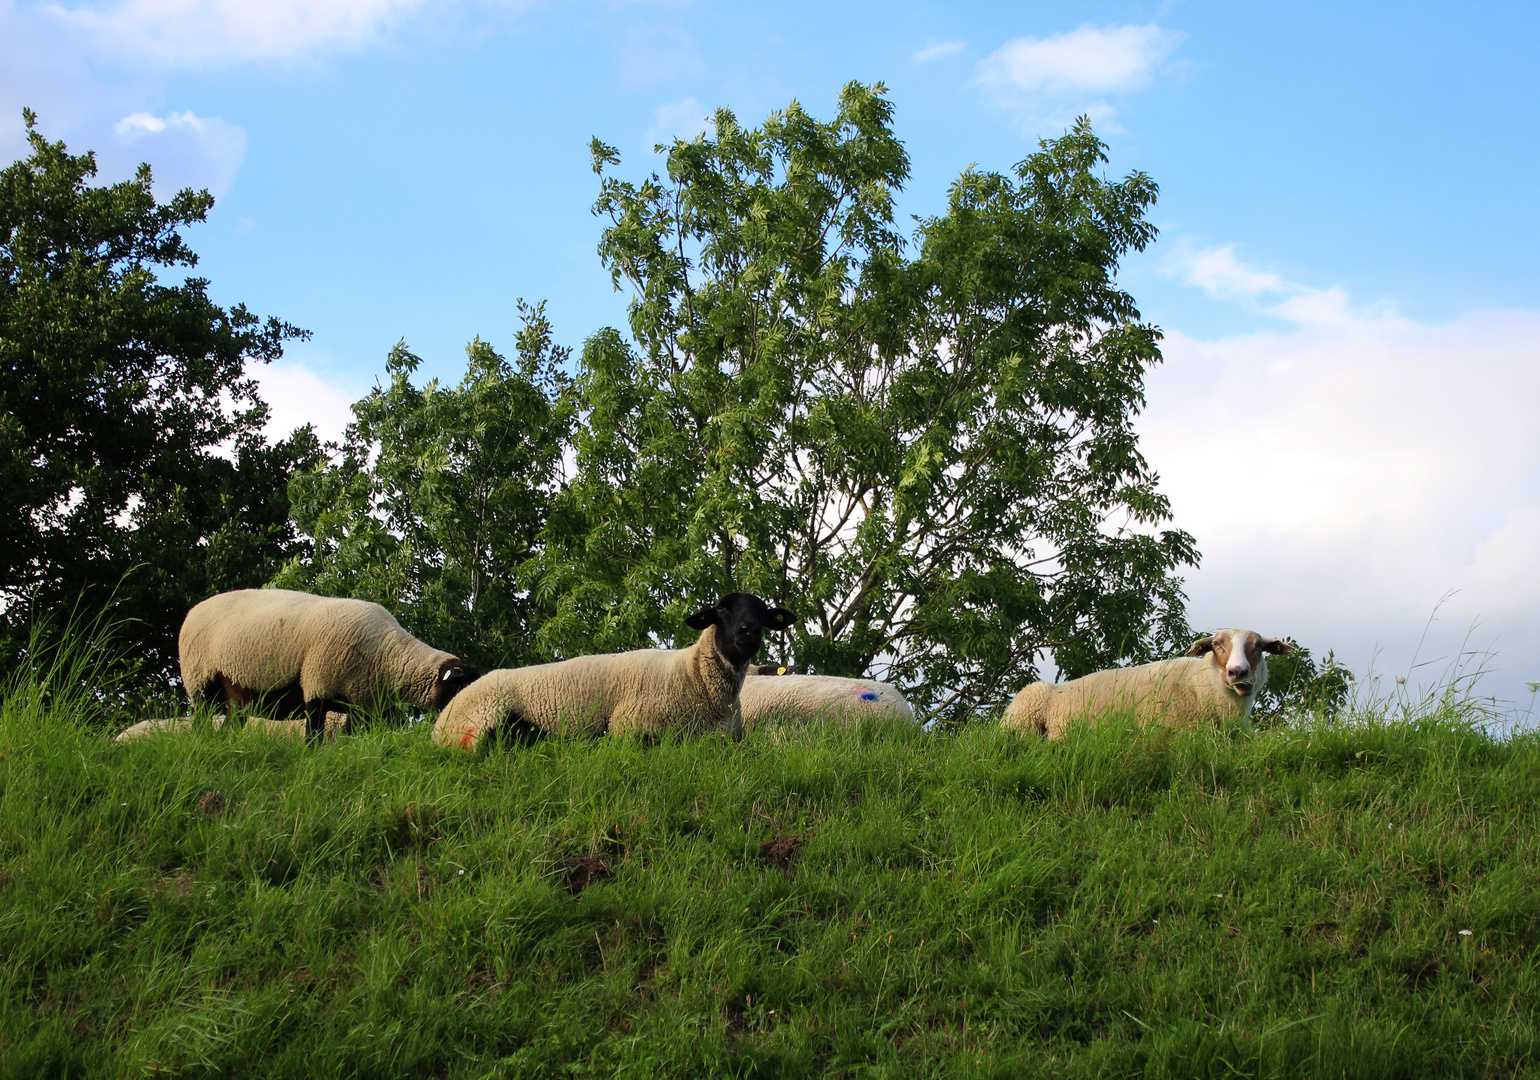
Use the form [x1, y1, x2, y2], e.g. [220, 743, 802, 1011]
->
[649, 96, 708, 144]
[252, 360, 362, 446]
[43, 0, 430, 67]
[977, 23, 1183, 97]
[1169, 241, 1398, 330]
[111, 108, 246, 195]
[913, 39, 964, 63]
[1140, 248, 1540, 709]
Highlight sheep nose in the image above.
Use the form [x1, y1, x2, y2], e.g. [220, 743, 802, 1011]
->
[1228, 666, 1249, 681]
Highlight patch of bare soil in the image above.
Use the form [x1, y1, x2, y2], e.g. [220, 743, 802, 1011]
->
[758, 835, 804, 871]
[559, 856, 615, 894]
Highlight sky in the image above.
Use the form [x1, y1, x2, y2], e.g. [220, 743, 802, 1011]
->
[5, 0, 1539, 716]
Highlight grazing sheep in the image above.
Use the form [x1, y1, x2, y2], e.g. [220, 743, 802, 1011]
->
[1001, 629, 1295, 738]
[739, 672, 914, 729]
[433, 592, 796, 751]
[179, 589, 480, 738]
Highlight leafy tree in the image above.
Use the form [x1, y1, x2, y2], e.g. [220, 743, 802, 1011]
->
[0, 110, 315, 683]
[274, 303, 573, 673]
[534, 83, 1198, 724]
[1252, 638, 1356, 725]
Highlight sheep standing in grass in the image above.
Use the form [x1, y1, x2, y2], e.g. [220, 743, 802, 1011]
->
[179, 589, 480, 738]
[1001, 629, 1295, 738]
[739, 672, 914, 730]
[432, 592, 796, 751]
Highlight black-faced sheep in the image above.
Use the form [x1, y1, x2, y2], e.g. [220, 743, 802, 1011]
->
[178, 589, 480, 738]
[1001, 628, 1295, 738]
[432, 592, 796, 751]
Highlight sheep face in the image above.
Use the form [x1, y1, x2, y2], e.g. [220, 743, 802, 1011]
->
[431, 659, 482, 710]
[1185, 629, 1294, 699]
[685, 592, 797, 668]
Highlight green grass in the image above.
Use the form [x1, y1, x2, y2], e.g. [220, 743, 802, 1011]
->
[2, 662, 1538, 1077]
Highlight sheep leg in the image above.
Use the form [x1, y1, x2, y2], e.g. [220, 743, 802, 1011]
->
[304, 698, 337, 742]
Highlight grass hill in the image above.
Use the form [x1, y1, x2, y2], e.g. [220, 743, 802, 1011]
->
[1, 655, 1536, 1078]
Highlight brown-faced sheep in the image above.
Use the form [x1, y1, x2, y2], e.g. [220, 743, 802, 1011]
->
[1001, 628, 1295, 738]
[432, 592, 796, 751]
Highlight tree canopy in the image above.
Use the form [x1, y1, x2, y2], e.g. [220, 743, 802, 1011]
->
[275, 304, 573, 673]
[0, 110, 314, 681]
[533, 82, 1198, 723]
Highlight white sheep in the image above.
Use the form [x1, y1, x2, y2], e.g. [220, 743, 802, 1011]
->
[432, 592, 796, 751]
[114, 712, 349, 742]
[179, 588, 479, 737]
[1000, 628, 1295, 738]
[739, 672, 915, 730]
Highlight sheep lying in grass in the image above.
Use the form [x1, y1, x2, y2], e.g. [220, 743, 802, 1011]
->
[739, 672, 914, 730]
[179, 589, 480, 738]
[1001, 629, 1295, 738]
[115, 712, 348, 742]
[432, 592, 796, 751]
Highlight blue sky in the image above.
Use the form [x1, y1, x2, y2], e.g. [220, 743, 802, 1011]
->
[5, 0, 1539, 712]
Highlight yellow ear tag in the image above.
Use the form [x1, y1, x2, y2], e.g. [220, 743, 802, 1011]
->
[777, 666, 787, 675]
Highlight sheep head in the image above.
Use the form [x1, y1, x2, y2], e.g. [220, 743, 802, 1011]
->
[1185, 629, 1294, 698]
[431, 659, 483, 710]
[686, 592, 797, 669]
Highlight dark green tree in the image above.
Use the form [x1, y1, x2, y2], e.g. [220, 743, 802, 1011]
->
[535, 83, 1197, 723]
[1252, 638, 1356, 725]
[0, 110, 315, 682]
[274, 303, 574, 673]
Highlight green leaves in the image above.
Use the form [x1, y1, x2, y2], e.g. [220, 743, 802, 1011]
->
[0, 111, 312, 681]
[277, 302, 574, 673]
[539, 87, 1197, 723]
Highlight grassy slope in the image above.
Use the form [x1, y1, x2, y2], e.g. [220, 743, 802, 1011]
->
[1, 683, 1537, 1079]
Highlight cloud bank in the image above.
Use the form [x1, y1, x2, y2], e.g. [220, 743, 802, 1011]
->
[112, 108, 246, 195]
[1141, 245, 1540, 710]
[253, 360, 363, 446]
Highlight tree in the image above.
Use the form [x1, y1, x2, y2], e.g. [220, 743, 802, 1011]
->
[0, 110, 315, 682]
[1252, 639, 1356, 725]
[534, 83, 1197, 724]
[274, 303, 573, 673]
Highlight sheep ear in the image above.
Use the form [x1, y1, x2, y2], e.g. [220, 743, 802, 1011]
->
[684, 607, 719, 630]
[766, 607, 796, 630]
[1261, 637, 1295, 655]
[1185, 636, 1217, 657]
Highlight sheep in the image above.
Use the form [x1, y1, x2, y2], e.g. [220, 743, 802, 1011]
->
[432, 592, 796, 751]
[1000, 628, 1295, 738]
[739, 672, 915, 730]
[178, 588, 480, 738]
[115, 712, 349, 742]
